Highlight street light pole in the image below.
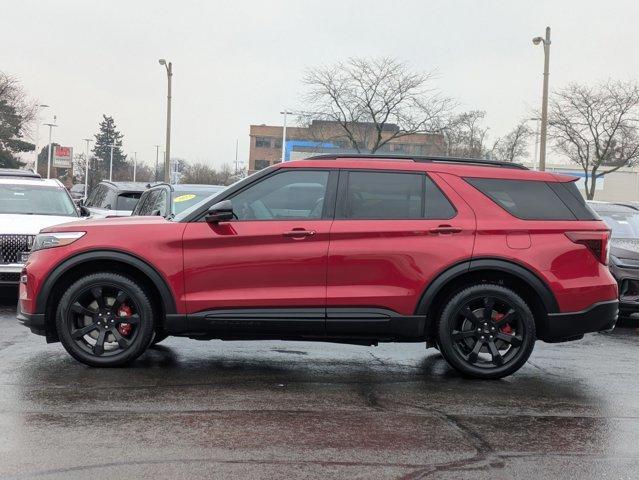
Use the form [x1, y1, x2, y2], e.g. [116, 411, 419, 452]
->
[109, 144, 115, 181]
[159, 59, 172, 183]
[44, 119, 57, 179]
[133, 151, 137, 182]
[280, 110, 293, 162]
[83, 138, 92, 200]
[154, 145, 161, 182]
[533, 26, 551, 171]
[33, 104, 49, 173]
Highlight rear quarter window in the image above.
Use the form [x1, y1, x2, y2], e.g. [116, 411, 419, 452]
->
[465, 178, 584, 220]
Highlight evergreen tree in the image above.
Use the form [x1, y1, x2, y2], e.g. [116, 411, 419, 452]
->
[91, 115, 127, 179]
[0, 101, 33, 168]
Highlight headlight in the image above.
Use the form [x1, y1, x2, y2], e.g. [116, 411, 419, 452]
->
[31, 232, 86, 252]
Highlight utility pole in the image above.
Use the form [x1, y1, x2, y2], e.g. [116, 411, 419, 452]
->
[159, 59, 172, 182]
[83, 138, 92, 200]
[280, 110, 293, 162]
[533, 27, 551, 171]
[154, 145, 161, 182]
[44, 118, 57, 179]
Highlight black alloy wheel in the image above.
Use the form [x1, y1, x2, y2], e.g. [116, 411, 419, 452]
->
[56, 273, 155, 367]
[437, 284, 536, 379]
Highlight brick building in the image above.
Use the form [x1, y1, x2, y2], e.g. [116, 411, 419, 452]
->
[248, 120, 445, 173]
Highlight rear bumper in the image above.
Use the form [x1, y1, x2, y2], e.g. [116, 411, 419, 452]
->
[544, 299, 618, 342]
[16, 301, 46, 337]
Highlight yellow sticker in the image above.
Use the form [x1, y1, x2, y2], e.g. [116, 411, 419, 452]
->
[174, 194, 197, 203]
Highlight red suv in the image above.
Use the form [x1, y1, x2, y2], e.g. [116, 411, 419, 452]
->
[17, 155, 618, 379]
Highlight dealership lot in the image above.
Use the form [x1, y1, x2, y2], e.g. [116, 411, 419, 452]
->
[1, 295, 638, 480]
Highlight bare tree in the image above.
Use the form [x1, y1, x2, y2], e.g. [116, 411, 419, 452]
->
[548, 81, 639, 199]
[301, 57, 452, 153]
[442, 110, 490, 158]
[491, 121, 532, 163]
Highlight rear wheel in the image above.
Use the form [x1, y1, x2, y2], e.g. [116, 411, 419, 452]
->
[56, 272, 155, 367]
[437, 284, 536, 379]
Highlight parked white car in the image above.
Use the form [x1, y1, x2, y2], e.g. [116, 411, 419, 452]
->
[0, 176, 85, 286]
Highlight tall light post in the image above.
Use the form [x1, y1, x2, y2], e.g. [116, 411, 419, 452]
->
[44, 117, 57, 179]
[533, 26, 551, 171]
[33, 104, 49, 173]
[529, 117, 541, 169]
[159, 59, 172, 182]
[132, 151, 138, 181]
[82, 138, 92, 200]
[280, 110, 293, 162]
[154, 145, 161, 182]
[109, 144, 115, 181]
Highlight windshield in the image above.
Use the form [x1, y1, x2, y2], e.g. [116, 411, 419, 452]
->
[597, 211, 639, 239]
[0, 184, 78, 216]
[172, 188, 225, 215]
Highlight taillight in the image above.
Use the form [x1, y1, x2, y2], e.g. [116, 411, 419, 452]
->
[565, 231, 611, 265]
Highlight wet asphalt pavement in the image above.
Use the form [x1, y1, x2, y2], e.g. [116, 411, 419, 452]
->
[1, 290, 639, 479]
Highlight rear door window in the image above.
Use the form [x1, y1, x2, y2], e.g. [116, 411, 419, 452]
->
[465, 178, 579, 220]
[339, 171, 455, 220]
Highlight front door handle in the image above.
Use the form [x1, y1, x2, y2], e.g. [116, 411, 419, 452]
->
[283, 229, 316, 239]
[429, 225, 462, 234]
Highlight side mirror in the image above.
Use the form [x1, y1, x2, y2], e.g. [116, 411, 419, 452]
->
[151, 209, 163, 217]
[205, 200, 234, 224]
[79, 205, 91, 217]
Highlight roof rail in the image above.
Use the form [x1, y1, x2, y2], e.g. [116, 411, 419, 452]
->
[304, 153, 528, 170]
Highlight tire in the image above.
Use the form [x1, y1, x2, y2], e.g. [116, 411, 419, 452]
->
[437, 284, 536, 379]
[56, 272, 155, 367]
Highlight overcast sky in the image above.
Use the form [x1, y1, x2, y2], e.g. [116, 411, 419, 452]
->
[5, 0, 639, 168]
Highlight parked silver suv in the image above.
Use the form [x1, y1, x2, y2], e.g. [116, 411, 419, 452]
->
[83, 181, 146, 217]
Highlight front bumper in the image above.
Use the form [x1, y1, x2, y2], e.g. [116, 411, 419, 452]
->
[0, 264, 23, 285]
[16, 301, 46, 337]
[544, 299, 618, 342]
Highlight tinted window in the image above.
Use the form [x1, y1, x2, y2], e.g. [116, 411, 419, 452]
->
[133, 190, 160, 216]
[341, 171, 455, 220]
[548, 182, 598, 220]
[231, 170, 329, 220]
[116, 192, 141, 211]
[465, 178, 577, 220]
[85, 184, 106, 207]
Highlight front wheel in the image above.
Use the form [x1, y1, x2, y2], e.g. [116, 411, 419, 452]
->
[437, 284, 536, 379]
[56, 272, 155, 367]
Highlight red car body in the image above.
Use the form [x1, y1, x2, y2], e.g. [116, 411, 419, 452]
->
[17, 156, 618, 376]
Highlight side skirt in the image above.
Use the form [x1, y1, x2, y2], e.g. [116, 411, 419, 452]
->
[164, 308, 428, 344]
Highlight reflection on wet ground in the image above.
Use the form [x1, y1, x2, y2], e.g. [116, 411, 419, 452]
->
[0, 297, 638, 479]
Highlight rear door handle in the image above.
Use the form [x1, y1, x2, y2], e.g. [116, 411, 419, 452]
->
[429, 225, 462, 234]
[283, 229, 316, 239]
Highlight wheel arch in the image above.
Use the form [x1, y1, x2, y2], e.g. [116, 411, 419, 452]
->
[416, 258, 559, 342]
[38, 250, 177, 343]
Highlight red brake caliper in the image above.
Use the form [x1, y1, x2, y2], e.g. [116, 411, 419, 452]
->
[117, 305, 133, 336]
[493, 312, 513, 334]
